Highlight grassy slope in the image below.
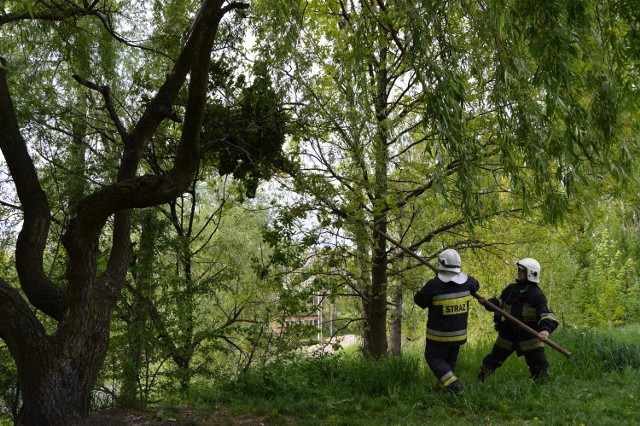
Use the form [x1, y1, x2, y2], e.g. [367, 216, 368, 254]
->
[182, 325, 640, 426]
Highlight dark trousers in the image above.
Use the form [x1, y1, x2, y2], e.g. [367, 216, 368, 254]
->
[481, 341, 549, 377]
[425, 343, 461, 385]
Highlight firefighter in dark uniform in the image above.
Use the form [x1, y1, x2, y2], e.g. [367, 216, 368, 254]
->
[478, 258, 559, 381]
[414, 249, 480, 393]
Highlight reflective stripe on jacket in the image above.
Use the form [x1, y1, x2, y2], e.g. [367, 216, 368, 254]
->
[414, 275, 480, 346]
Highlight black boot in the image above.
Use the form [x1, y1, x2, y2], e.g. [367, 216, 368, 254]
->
[442, 379, 464, 394]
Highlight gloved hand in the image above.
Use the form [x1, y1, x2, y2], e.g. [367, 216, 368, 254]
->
[493, 312, 504, 331]
[481, 297, 500, 312]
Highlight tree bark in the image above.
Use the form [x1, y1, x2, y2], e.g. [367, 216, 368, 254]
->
[389, 286, 403, 356]
[16, 328, 109, 425]
[366, 218, 389, 358]
[363, 38, 392, 358]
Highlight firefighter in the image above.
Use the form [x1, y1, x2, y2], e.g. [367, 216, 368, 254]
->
[414, 249, 481, 394]
[478, 258, 559, 382]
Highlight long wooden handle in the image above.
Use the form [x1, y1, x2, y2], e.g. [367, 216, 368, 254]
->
[369, 226, 573, 358]
[472, 294, 572, 357]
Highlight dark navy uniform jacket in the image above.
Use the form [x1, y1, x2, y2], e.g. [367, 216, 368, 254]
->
[489, 282, 559, 353]
[414, 275, 480, 346]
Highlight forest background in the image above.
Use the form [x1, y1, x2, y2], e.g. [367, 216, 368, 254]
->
[0, 0, 639, 424]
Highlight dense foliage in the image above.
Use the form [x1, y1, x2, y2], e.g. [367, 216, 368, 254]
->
[0, 0, 639, 423]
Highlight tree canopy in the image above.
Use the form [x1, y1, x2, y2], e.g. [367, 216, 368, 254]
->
[1, 0, 640, 423]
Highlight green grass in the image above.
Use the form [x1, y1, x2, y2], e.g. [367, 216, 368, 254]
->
[3, 325, 635, 424]
[181, 324, 640, 425]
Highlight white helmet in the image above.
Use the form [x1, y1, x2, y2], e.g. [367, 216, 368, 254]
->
[438, 249, 461, 273]
[437, 249, 468, 284]
[517, 258, 540, 283]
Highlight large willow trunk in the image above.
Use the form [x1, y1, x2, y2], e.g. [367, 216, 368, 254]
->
[16, 333, 108, 425]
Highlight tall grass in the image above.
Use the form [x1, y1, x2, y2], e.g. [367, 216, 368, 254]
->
[181, 325, 640, 425]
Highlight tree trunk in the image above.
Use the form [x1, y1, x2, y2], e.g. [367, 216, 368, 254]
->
[360, 277, 374, 357]
[355, 233, 376, 358]
[364, 36, 392, 359]
[13, 294, 112, 425]
[17, 357, 100, 425]
[389, 286, 403, 356]
[365, 219, 389, 358]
